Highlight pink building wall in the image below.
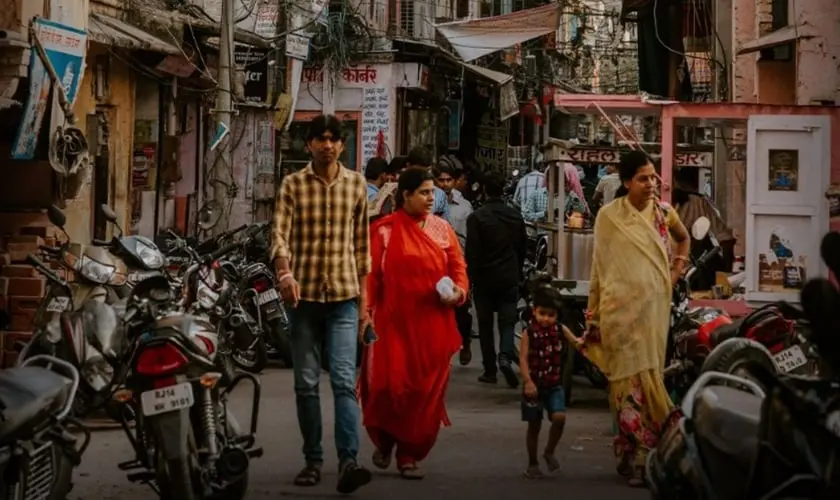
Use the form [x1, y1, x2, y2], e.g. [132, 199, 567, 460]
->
[726, 0, 840, 248]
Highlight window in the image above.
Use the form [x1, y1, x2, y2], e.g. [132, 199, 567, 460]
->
[771, 0, 788, 31]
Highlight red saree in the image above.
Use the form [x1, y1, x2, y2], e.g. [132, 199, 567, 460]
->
[359, 209, 468, 466]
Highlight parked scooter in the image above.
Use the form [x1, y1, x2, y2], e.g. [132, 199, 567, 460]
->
[18, 206, 129, 416]
[0, 354, 90, 499]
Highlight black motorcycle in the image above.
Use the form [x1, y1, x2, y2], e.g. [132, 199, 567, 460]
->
[0, 354, 90, 499]
[647, 231, 840, 499]
[113, 274, 262, 500]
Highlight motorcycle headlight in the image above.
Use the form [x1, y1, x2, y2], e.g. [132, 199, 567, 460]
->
[136, 240, 164, 269]
[77, 255, 116, 284]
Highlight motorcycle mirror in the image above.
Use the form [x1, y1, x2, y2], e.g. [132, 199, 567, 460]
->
[512, 169, 520, 177]
[47, 205, 67, 229]
[197, 201, 223, 231]
[691, 216, 711, 241]
[100, 204, 118, 223]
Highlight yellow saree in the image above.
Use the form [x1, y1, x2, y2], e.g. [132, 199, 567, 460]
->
[583, 197, 678, 477]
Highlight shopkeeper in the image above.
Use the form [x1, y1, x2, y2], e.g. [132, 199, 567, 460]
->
[673, 168, 736, 290]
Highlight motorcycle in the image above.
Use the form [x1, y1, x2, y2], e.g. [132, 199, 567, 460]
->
[168, 233, 271, 375]
[112, 274, 262, 499]
[0, 354, 91, 499]
[18, 208, 130, 416]
[94, 203, 167, 290]
[663, 216, 733, 401]
[647, 231, 840, 499]
[704, 301, 819, 378]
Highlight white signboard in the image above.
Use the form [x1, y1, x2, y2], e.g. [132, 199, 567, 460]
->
[285, 33, 310, 60]
[361, 88, 390, 167]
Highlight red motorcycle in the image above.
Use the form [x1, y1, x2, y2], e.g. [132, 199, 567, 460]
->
[704, 301, 818, 377]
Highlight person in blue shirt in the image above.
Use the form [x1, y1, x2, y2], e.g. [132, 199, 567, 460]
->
[405, 147, 450, 221]
[365, 157, 389, 201]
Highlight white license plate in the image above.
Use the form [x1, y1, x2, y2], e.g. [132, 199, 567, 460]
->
[140, 382, 195, 416]
[46, 297, 70, 312]
[258, 288, 279, 305]
[773, 344, 808, 373]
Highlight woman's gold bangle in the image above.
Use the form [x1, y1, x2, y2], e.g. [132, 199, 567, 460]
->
[672, 255, 690, 265]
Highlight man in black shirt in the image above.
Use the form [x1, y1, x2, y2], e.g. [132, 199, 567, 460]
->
[465, 172, 527, 388]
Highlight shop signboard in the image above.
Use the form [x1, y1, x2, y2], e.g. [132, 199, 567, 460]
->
[12, 18, 86, 160]
[554, 148, 713, 167]
[234, 45, 269, 103]
[285, 33, 310, 61]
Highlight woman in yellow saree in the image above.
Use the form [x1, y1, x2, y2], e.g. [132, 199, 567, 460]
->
[582, 151, 691, 487]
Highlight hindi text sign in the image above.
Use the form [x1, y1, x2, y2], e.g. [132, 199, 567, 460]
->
[554, 148, 713, 167]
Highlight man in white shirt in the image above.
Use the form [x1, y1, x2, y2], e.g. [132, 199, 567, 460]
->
[592, 164, 621, 207]
[434, 163, 474, 365]
[513, 168, 545, 209]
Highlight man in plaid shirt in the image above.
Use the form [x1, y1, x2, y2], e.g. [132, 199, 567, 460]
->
[271, 114, 372, 494]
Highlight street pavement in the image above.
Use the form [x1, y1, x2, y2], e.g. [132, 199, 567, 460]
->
[69, 361, 649, 500]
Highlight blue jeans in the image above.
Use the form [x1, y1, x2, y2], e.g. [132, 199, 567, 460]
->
[288, 299, 360, 466]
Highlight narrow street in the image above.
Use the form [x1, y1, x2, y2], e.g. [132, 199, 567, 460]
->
[70, 361, 647, 500]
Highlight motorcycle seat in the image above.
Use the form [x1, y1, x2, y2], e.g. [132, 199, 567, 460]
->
[710, 318, 745, 346]
[693, 385, 762, 498]
[0, 366, 73, 445]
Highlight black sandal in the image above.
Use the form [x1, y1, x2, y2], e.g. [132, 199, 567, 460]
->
[294, 465, 321, 487]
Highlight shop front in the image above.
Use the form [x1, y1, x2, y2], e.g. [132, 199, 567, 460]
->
[290, 63, 396, 172]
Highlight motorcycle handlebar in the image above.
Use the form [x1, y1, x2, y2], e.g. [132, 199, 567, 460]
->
[205, 242, 242, 263]
[26, 254, 68, 289]
[695, 245, 723, 268]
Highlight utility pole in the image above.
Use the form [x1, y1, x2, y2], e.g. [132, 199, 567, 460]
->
[213, 0, 235, 234]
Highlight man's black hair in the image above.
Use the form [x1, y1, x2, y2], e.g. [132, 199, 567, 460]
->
[365, 157, 388, 181]
[306, 114, 345, 142]
[406, 147, 433, 168]
[433, 164, 455, 178]
[483, 172, 506, 198]
[389, 156, 406, 174]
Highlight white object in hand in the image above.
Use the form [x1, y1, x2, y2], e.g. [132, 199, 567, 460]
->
[436, 276, 457, 300]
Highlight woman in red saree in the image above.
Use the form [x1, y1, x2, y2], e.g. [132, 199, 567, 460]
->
[359, 166, 468, 480]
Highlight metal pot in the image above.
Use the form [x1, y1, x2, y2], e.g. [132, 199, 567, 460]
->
[563, 228, 594, 281]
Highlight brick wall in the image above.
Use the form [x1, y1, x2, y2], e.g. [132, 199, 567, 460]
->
[0, 212, 54, 367]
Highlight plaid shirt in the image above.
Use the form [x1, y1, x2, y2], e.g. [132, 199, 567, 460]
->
[527, 320, 563, 388]
[271, 163, 371, 303]
[522, 187, 586, 222]
[513, 170, 545, 208]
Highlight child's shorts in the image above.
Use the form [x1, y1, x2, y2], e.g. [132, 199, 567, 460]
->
[521, 386, 566, 422]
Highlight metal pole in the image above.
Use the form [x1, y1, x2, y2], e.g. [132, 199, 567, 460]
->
[213, 0, 235, 234]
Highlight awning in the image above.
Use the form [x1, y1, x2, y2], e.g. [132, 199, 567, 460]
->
[461, 63, 513, 86]
[88, 13, 180, 55]
[737, 24, 816, 55]
[435, 4, 561, 62]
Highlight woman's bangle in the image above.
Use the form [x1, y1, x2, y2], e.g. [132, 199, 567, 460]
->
[277, 273, 294, 285]
[672, 255, 690, 266]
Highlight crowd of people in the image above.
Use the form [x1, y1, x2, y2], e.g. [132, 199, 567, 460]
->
[270, 114, 726, 494]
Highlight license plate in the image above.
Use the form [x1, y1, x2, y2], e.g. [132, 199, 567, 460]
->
[46, 297, 70, 312]
[773, 344, 808, 373]
[258, 288, 279, 305]
[140, 382, 195, 416]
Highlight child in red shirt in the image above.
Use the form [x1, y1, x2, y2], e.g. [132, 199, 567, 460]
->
[519, 285, 580, 479]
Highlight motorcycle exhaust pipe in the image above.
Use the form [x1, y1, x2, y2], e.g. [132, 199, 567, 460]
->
[216, 446, 249, 481]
